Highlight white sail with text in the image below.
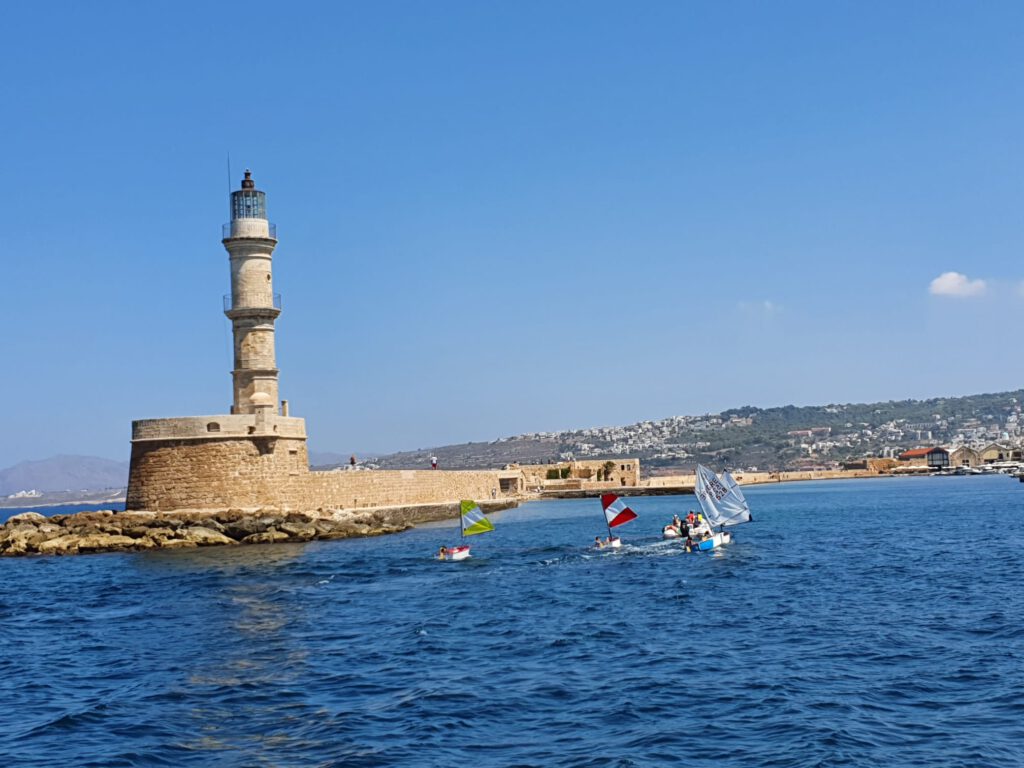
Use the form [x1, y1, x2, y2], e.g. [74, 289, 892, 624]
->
[695, 465, 751, 528]
[722, 471, 753, 524]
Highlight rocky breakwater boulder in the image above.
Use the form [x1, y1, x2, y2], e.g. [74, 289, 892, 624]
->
[0, 508, 414, 557]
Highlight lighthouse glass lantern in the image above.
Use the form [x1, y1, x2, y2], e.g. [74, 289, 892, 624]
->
[231, 170, 267, 220]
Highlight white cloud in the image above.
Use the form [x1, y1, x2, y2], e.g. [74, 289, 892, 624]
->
[929, 272, 986, 298]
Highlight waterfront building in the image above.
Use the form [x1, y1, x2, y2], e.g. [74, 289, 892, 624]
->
[947, 446, 982, 468]
[898, 447, 949, 470]
[978, 444, 1019, 462]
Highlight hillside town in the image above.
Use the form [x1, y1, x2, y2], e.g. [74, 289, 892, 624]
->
[365, 390, 1024, 475]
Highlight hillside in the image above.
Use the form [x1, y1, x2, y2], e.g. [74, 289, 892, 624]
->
[0, 455, 129, 497]
[7, 390, 1023, 491]
[348, 390, 1024, 474]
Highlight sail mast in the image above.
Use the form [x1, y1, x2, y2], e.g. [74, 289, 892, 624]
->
[601, 494, 637, 539]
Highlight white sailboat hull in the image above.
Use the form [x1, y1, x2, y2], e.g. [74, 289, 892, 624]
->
[691, 531, 731, 551]
[440, 545, 471, 561]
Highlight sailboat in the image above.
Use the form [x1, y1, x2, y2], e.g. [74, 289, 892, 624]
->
[691, 464, 753, 551]
[438, 500, 495, 561]
[597, 494, 637, 548]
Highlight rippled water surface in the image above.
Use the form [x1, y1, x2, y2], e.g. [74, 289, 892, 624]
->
[3, 477, 1024, 766]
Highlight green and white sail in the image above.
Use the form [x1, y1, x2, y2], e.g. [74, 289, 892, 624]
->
[459, 500, 495, 537]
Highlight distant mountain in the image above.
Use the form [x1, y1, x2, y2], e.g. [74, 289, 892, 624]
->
[331, 389, 1024, 474]
[0, 455, 129, 496]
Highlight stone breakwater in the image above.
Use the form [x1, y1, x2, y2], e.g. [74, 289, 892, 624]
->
[0, 501, 517, 557]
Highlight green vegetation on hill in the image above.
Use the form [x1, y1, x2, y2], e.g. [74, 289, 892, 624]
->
[361, 390, 1024, 474]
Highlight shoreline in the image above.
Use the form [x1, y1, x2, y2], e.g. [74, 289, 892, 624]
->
[0, 494, 126, 511]
[0, 500, 517, 558]
[0, 470, 968, 558]
[538, 468, 933, 499]
[0, 466, 938, 513]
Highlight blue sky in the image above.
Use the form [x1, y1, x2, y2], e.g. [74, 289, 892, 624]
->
[1, 1, 1022, 466]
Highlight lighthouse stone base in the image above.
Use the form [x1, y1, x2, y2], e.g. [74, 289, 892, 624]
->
[126, 414, 521, 514]
[126, 414, 309, 511]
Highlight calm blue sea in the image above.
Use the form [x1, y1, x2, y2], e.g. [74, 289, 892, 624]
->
[2, 476, 1023, 767]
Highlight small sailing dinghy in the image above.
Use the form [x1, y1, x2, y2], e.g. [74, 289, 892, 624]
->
[438, 500, 494, 561]
[662, 514, 686, 539]
[691, 464, 753, 551]
[596, 494, 637, 548]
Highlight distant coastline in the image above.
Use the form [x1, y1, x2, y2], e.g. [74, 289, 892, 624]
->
[0, 467, 922, 511]
[0, 491, 126, 510]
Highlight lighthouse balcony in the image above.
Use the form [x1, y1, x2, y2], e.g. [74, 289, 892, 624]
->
[223, 221, 277, 240]
[224, 293, 282, 312]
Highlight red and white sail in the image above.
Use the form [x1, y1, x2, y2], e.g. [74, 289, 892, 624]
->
[601, 494, 638, 528]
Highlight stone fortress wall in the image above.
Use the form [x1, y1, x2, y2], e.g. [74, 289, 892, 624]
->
[642, 468, 880, 489]
[127, 428, 517, 513]
[515, 458, 641, 490]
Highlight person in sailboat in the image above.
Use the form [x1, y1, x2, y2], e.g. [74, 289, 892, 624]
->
[437, 546, 448, 560]
[686, 510, 696, 526]
[594, 536, 603, 548]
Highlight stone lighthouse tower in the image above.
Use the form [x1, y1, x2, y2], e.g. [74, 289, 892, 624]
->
[224, 170, 281, 415]
[125, 170, 309, 512]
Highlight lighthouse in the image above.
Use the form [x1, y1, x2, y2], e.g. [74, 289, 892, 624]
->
[223, 170, 281, 415]
[126, 169, 309, 511]
[124, 170, 521, 515]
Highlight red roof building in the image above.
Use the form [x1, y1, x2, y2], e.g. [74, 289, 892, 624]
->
[899, 447, 949, 468]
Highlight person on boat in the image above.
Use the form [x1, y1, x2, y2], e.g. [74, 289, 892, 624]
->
[686, 510, 696, 525]
[437, 546, 448, 560]
[672, 514, 682, 532]
[594, 536, 603, 548]
[684, 535, 695, 553]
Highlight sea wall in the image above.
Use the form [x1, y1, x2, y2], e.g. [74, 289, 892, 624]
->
[642, 469, 882, 489]
[127, 436, 515, 513]
[284, 469, 510, 510]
